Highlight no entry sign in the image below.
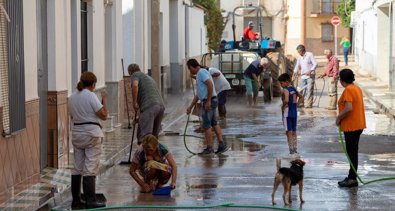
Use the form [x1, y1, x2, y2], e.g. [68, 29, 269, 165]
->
[331, 16, 341, 26]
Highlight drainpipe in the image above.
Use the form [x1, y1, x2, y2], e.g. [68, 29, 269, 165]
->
[300, 0, 306, 45]
[389, 1, 394, 90]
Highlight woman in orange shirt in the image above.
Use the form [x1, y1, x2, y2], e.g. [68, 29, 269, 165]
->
[336, 69, 366, 188]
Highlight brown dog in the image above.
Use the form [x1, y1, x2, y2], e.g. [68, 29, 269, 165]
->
[271, 159, 305, 205]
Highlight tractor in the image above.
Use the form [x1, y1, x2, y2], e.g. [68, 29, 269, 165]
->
[207, 5, 290, 99]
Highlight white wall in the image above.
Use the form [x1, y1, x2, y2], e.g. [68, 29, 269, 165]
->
[285, 0, 302, 55]
[24, 0, 38, 101]
[354, 0, 378, 76]
[188, 7, 207, 57]
[70, 0, 81, 91]
[377, 5, 390, 83]
[47, 0, 71, 91]
[169, 0, 184, 63]
[160, 0, 170, 67]
[221, 0, 244, 41]
[105, 0, 123, 81]
[123, 0, 149, 73]
[91, 0, 106, 88]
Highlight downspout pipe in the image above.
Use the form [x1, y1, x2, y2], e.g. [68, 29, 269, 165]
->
[301, 0, 306, 45]
[389, 1, 394, 90]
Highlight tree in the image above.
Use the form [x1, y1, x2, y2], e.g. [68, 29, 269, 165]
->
[336, 0, 355, 28]
[193, 0, 225, 52]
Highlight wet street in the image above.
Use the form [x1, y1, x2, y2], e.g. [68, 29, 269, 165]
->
[50, 76, 395, 211]
[73, 77, 395, 211]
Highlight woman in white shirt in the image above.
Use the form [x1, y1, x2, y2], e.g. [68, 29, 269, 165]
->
[68, 72, 108, 209]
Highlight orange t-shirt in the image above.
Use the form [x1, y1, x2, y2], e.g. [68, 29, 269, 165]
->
[338, 84, 366, 132]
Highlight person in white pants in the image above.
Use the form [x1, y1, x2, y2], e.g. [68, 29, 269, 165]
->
[68, 72, 108, 209]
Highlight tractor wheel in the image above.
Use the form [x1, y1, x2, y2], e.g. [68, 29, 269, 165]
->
[266, 49, 287, 97]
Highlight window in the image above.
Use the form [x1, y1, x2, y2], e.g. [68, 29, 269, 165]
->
[311, 0, 341, 15]
[1, 0, 26, 135]
[322, 24, 333, 42]
[81, 0, 88, 73]
[321, 0, 332, 15]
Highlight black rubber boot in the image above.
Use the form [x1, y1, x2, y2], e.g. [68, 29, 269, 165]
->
[218, 105, 226, 118]
[83, 176, 106, 209]
[71, 175, 85, 209]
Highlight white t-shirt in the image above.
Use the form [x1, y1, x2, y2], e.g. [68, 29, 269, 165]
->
[209, 67, 231, 94]
[69, 89, 104, 137]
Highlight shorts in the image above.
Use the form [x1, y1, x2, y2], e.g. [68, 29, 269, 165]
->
[201, 99, 218, 129]
[283, 117, 297, 131]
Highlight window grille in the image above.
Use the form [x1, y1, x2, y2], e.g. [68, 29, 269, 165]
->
[321, 23, 333, 42]
[1, 0, 26, 135]
[81, 0, 88, 73]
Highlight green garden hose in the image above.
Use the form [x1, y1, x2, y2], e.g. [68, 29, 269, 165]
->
[183, 113, 198, 155]
[338, 127, 395, 185]
[51, 202, 302, 211]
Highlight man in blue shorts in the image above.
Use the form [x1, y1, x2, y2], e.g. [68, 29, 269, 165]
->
[186, 59, 229, 155]
[278, 73, 304, 156]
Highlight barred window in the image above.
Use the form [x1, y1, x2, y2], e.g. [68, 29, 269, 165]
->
[1, 0, 26, 135]
[321, 23, 333, 42]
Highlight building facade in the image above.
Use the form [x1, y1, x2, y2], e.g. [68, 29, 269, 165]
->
[220, 0, 286, 45]
[123, 0, 208, 95]
[352, 0, 395, 89]
[0, 0, 208, 203]
[285, 0, 350, 56]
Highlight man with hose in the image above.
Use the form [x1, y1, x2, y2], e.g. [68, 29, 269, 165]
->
[336, 69, 366, 188]
[186, 59, 228, 155]
[318, 49, 339, 110]
[128, 64, 165, 144]
[293, 45, 317, 108]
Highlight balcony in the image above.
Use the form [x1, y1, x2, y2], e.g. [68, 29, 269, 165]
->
[311, 0, 341, 17]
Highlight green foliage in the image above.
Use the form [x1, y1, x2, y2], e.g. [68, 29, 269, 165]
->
[336, 0, 355, 28]
[193, 0, 225, 52]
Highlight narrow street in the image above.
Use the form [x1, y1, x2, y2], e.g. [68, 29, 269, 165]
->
[53, 65, 395, 211]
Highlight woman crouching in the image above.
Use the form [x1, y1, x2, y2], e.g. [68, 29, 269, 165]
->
[129, 134, 177, 192]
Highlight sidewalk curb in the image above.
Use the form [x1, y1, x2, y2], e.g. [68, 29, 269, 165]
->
[358, 84, 395, 119]
[37, 141, 131, 210]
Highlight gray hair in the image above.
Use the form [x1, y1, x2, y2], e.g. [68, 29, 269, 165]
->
[324, 49, 333, 55]
[296, 44, 305, 52]
[260, 57, 269, 64]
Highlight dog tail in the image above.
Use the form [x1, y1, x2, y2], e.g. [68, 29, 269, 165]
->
[276, 159, 281, 172]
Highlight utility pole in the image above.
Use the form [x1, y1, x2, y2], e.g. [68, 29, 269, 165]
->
[300, 0, 306, 45]
[151, 0, 161, 92]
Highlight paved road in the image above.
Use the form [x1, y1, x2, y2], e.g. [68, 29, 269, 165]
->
[55, 74, 395, 211]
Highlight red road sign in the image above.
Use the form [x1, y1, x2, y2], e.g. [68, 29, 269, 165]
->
[331, 16, 341, 26]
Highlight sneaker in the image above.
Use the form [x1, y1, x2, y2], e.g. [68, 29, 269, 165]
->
[215, 142, 229, 154]
[327, 107, 337, 110]
[338, 177, 349, 185]
[198, 147, 214, 155]
[338, 178, 358, 187]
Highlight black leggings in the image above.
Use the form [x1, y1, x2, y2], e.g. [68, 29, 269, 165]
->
[344, 130, 363, 180]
